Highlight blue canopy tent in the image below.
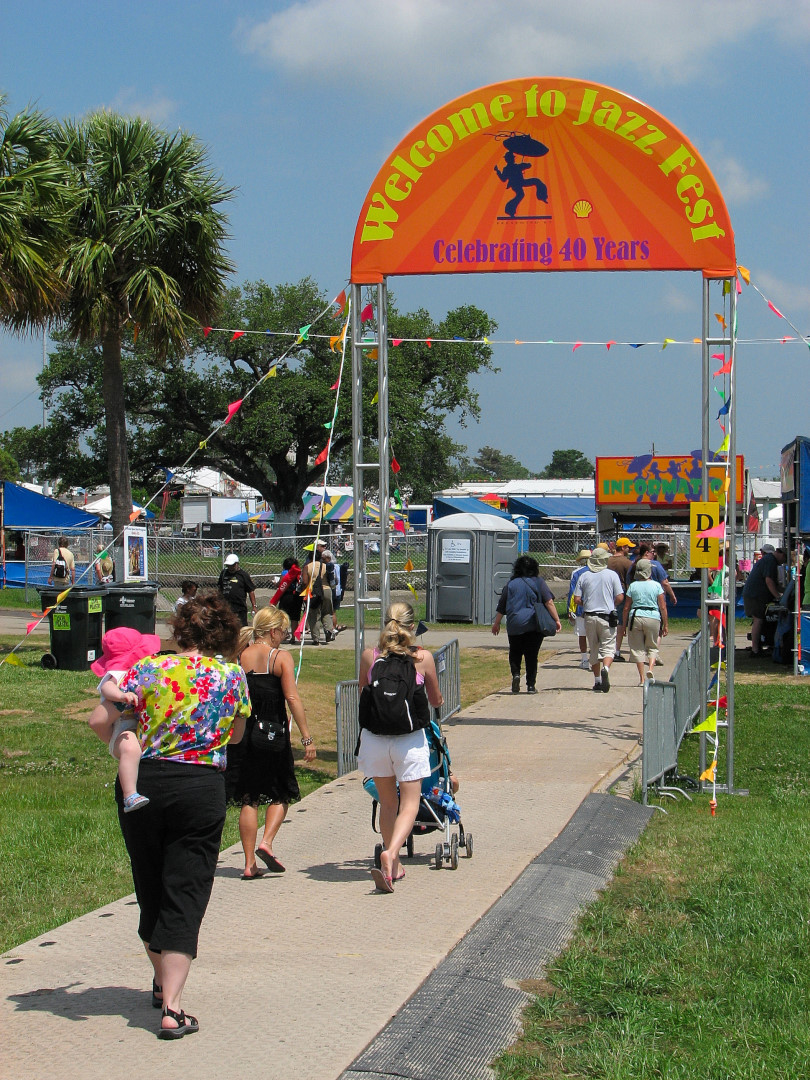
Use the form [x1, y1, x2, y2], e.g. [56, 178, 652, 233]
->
[1, 482, 100, 588]
[507, 495, 596, 524]
[433, 496, 510, 520]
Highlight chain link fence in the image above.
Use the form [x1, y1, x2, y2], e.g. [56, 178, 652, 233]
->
[527, 526, 690, 584]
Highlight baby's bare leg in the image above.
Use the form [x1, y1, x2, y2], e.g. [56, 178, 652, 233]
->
[88, 700, 118, 743]
[113, 729, 142, 799]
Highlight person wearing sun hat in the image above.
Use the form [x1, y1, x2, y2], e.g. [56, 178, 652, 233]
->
[608, 538, 636, 662]
[573, 546, 625, 692]
[567, 548, 592, 669]
[87, 627, 163, 812]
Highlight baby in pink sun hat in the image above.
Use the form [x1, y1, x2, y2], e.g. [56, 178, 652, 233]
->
[88, 627, 162, 813]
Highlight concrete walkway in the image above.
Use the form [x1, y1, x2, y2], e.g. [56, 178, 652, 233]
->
[1, 629, 691, 1079]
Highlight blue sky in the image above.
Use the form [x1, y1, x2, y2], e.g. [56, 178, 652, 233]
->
[1, 0, 808, 479]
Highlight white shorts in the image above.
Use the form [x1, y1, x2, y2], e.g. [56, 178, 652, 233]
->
[357, 728, 430, 783]
[109, 715, 138, 758]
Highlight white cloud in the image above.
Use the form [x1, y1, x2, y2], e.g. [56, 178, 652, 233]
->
[754, 271, 810, 317]
[237, 0, 805, 99]
[107, 88, 178, 126]
[709, 156, 769, 206]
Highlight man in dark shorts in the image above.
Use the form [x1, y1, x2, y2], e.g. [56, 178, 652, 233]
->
[217, 553, 257, 626]
[743, 544, 786, 656]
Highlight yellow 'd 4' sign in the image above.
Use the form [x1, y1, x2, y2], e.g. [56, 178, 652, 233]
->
[690, 502, 720, 568]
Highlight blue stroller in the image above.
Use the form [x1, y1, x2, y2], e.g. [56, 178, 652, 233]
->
[364, 717, 473, 870]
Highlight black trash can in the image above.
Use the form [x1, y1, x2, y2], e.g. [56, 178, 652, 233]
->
[37, 585, 106, 671]
[104, 581, 159, 634]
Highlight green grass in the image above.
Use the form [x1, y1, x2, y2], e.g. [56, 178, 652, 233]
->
[494, 676, 810, 1080]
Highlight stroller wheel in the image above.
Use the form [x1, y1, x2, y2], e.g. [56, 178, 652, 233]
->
[465, 832, 474, 858]
[449, 834, 459, 870]
[434, 842, 444, 870]
[406, 833, 414, 858]
[374, 843, 383, 870]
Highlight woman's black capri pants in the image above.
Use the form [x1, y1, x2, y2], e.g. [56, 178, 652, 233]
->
[116, 759, 226, 959]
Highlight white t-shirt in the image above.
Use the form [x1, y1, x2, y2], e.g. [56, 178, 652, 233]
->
[574, 568, 623, 613]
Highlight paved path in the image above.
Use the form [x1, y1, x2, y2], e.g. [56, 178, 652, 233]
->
[1, 629, 691, 1079]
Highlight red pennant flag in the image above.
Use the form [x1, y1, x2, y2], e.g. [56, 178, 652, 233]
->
[767, 301, 784, 318]
[717, 695, 728, 709]
[392, 338, 403, 346]
[391, 457, 401, 473]
[26, 620, 39, 635]
[392, 518, 406, 533]
[230, 330, 245, 341]
[572, 342, 583, 352]
[225, 399, 243, 424]
[202, 326, 212, 337]
[332, 289, 346, 311]
[606, 340, 616, 350]
[713, 359, 732, 376]
[314, 442, 330, 466]
[781, 336, 794, 344]
[747, 490, 760, 533]
[426, 338, 432, 347]
[360, 304, 373, 322]
[330, 379, 340, 390]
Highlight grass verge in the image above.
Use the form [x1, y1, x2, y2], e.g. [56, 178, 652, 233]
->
[0, 634, 512, 953]
[494, 675, 810, 1080]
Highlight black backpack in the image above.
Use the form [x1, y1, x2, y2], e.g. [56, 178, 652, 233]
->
[358, 653, 430, 737]
[308, 564, 324, 607]
[53, 548, 68, 580]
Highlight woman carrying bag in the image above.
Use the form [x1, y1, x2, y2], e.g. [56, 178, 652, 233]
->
[491, 555, 561, 694]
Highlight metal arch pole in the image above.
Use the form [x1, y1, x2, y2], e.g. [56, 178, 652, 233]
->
[350, 283, 365, 675]
[699, 276, 711, 782]
[726, 279, 737, 791]
[377, 280, 390, 623]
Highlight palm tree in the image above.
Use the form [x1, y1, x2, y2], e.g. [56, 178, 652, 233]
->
[0, 94, 68, 330]
[57, 112, 234, 538]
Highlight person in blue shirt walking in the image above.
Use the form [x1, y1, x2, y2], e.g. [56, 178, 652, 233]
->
[492, 555, 561, 694]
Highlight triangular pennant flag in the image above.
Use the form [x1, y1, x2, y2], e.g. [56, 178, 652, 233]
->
[392, 338, 403, 346]
[426, 338, 432, 347]
[129, 510, 143, 522]
[263, 366, 277, 379]
[737, 265, 750, 284]
[716, 695, 728, 709]
[700, 761, 717, 782]
[662, 338, 675, 349]
[360, 304, 373, 322]
[370, 391, 379, 405]
[714, 314, 727, 329]
[392, 518, 406, 534]
[629, 343, 644, 348]
[391, 457, 401, 473]
[781, 336, 794, 344]
[331, 289, 346, 311]
[767, 300, 784, 318]
[26, 621, 40, 635]
[314, 442, 330, 466]
[404, 558, 414, 573]
[514, 339, 523, 345]
[393, 488, 402, 509]
[324, 421, 332, 429]
[606, 340, 616, 350]
[56, 588, 71, 604]
[482, 336, 489, 344]
[296, 324, 311, 342]
[736, 277, 742, 295]
[697, 523, 726, 539]
[717, 434, 729, 454]
[330, 379, 340, 390]
[199, 439, 207, 449]
[2, 652, 24, 666]
[717, 397, 731, 418]
[202, 326, 212, 337]
[230, 330, 245, 341]
[407, 583, 418, 600]
[572, 342, 583, 352]
[713, 358, 733, 376]
[366, 348, 378, 360]
[690, 710, 718, 734]
[225, 399, 243, 424]
[722, 281, 731, 295]
[329, 334, 341, 352]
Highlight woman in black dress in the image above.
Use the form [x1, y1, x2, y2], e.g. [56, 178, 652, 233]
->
[226, 606, 316, 878]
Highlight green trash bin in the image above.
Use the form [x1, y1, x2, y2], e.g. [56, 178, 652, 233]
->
[104, 581, 159, 634]
[37, 585, 106, 671]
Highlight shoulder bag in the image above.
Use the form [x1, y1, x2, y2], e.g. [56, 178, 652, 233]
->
[529, 579, 558, 637]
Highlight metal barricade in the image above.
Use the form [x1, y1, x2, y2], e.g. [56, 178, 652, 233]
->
[335, 637, 462, 777]
[642, 632, 704, 803]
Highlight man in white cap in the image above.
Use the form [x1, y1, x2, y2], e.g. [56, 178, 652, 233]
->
[217, 553, 257, 626]
[567, 548, 592, 669]
[573, 547, 624, 692]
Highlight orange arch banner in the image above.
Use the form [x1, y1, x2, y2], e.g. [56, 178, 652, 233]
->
[351, 79, 735, 283]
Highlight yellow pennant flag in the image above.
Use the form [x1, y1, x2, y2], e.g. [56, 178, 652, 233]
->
[404, 558, 414, 572]
[262, 365, 277, 380]
[56, 589, 71, 604]
[737, 265, 750, 284]
[700, 761, 718, 782]
[366, 348, 379, 360]
[370, 391, 379, 405]
[2, 652, 24, 666]
[407, 583, 418, 600]
[690, 710, 717, 734]
[661, 338, 675, 349]
[717, 434, 729, 454]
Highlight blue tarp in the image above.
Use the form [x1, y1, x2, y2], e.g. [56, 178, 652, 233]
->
[507, 495, 596, 523]
[432, 496, 510, 520]
[1, 482, 99, 530]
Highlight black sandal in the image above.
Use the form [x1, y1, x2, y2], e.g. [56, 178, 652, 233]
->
[157, 1006, 199, 1040]
[151, 979, 163, 1009]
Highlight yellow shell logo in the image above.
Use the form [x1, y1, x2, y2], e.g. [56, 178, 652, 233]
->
[572, 199, 593, 219]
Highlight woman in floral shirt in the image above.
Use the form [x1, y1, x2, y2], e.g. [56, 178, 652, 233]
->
[117, 591, 250, 1040]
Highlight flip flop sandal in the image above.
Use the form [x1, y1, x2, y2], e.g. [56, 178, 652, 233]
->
[255, 848, 286, 873]
[241, 867, 265, 880]
[371, 868, 394, 893]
